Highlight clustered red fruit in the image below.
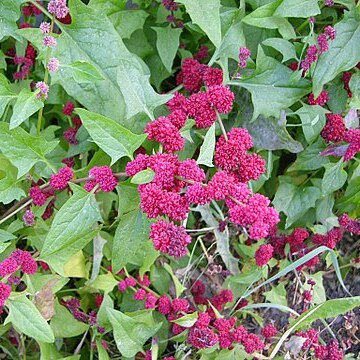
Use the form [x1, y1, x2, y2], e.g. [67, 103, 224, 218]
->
[343, 128, 360, 161]
[49, 166, 74, 190]
[84, 166, 118, 193]
[308, 90, 329, 106]
[321, 114, 346, 143]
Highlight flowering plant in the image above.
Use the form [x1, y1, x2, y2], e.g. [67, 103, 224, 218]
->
[0, 0, 360, 359]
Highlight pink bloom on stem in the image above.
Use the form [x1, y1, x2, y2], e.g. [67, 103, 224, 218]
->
[187, 91, 216, 128]
[0, 257, 19, 277]
[11, 249, 38, 274]
[48, 57, 59, 72]
[29, 186, 47, 206]
[23, 209, 35, 226]
[35, 81, 49, 99]
[48, 0, 69, 19]
[344, 128, 360, 161]
[308, 90, 329, 106]
[261, 325, 278, 338]
[321, 114, 346, 143]
[40, 22, 51, 34]
[63, 101, 75, 116]
[50, 166, 74, 190]
[324, 25, 336, 40]
[238, 47, 251, 68]
[255, 244, 274, 266]
[207, 85, 235, 114]
[301, 45, 318, 71]
[203, 67, 223, 87]
[43, 36, 57, 48]
[87, 166, 118, 192]
[317, 34, 329, 54]
[0, 283, 11, 307]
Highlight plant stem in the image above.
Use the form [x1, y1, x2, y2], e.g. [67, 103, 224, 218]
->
[216, 110, 228, 141]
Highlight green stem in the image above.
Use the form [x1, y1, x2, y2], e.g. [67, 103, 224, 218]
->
[215, 110, 228, 141]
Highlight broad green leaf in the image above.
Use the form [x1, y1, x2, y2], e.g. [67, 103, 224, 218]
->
[107, 308, 162, 357]
[38, 342, 62, 360]
[63, 61, 105, 83]
[117, 181, 140, 216]
[97, 294, 114, 329]
[313, 12, 360, 97]
[50, 301, 89, 338]
[117, 61, 172, 120]
[197, 123, 216, 167]
[242, 0, 296, 39]
[0, 123, 58, 178]
[76, 108, 146, 164]
[349, 72, 360, 108]
[229, 48, 310, 119]
[0, 155, 26, 204]
[292, 296, 360, 330]
[241, 114, 303, 153]
[0, 229, 16, 242]
[210, 10, 246, 65]
[177, 0, 222, 47]
[89, 233, 107, 283]
[172, 312, 198, 328]
[264, 283, 287, 307]
[63, 251, 88, 278]
[0, 0, 24, 41]
[41, 185, 102, 274]
[322, 161, 347, 195]
[273, 176, 321, 228]
[163, 263, 187, 298]
[96, 339, 110, 360]
[274, 0, 321, 17]
[288, 138, 329, 171]
[5, 294, 55, 343]
[262, 38, 297, 63]
[18, 0, 147, 123]
[89, 272, 118, 294]
[88, 0, 126, 14]
[0, 73, 17, 118]
[112, 210, 151, 273]
[109, 10, 149, 39]
[296, 104, 329, 144]
[153, 25, 182, 73]
[9, 88, 44, 129]
[131, 168, 156, 185]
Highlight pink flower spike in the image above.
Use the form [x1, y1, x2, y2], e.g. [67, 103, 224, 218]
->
[35, 81, 49, 99]
[50, 166, 74, 190]
[40, 22, 51, 34]
[48, 57, 59, 72]
[23, 209, 35, 226]
[0, 283, 11, 307]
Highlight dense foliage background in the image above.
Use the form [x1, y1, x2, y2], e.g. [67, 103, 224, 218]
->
[0, 0, 360, 359]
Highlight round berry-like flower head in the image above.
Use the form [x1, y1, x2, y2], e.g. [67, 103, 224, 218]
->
[167, 109, 188, 129]
[87, 166, 118, 192]
[0, 257, 19, 277]
[63, 101, 75, 116]
[188, 327, 219, 349]
[236, 153, 266, 183]
[344, 128, 360, 161]
[185, 183, 210, 205]
[40, 22, 51, 34]
[203, 67, 223, 87]
[48, 57, 59, 72]
[317, 34, 329, 54]
[158, 295, 172, 314]
[242, 333, 265, 354]
[35, 81, 49, 99]
[48, 0, 69, 18]
[166, 92, 189, 114]
[29, 186, 47, 206]
[324, 25, 336, 40]
[321, 113, 346, 143]
[187, 92, 217, 128]
[11, 249, 38, 274]
[207, 85, 235, 114]
[133, 289, 147, 301]
[308, 90, 329, 106]
[261, 324, 278, 338]
[50, 166, 74, 190]
[145, 117, 185, 153]
[0, 283, 11, 307]
[178, 159, 206, 182]
[43, 36, 57, 48]
[181, 58, 206, 93]
[149, 220, 191, 258]
[23, 209, 35, 226]
[207, 171, 237, 201]
[255, 244, 274, 266]
[301, 45, 318, 71]
[125, 154, 150, 177]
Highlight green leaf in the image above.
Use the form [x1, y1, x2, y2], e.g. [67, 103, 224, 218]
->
[18, 0, 147, 123]
[0, 229, 16, 242]
[229, 48, 310, 119]
[0, 123, 58, 178]
[116, 61, 172, 120]
[172, 312, 198, 328]
[262, 38, 297, 63]
[241, 114, 303, 153]
[274, 0, 321, 18]
[64, 61, 105, 83]
[5, 294, 55, 343]
[264, 283, 287, 307]
[312, 12, 360, 97]
[273, 176, 321, 228]
[89, 272, 118, 294]
[153, 25, 182, 73]
[9, 88, 44, 129]
[97, 294, 114, 329]
[76, 108, 147, 164]
[41, 185, 102, 275]
[210, 10, 246, 64]
[112, 210, 152, 273]
[296, 104, 329, 144]
[109, 10, 149, 39]
[292, 296, 360, 331]
[163, 263, 187, 298]
[131, 168, 155, 185]
[322, 160, 347, 195]
[242, 0, 296, 39]
[50, 301, 89, 338]
[288, 138, 329, 171]
[0, 155, 26, 204]
[96, 339, 110, 360]
[197, 123, 216, 167]
[177, 0, 221, 47]
[0, 0, 24, 41]
[0, 73, 17, 118]
[106, 308, 162, 357]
